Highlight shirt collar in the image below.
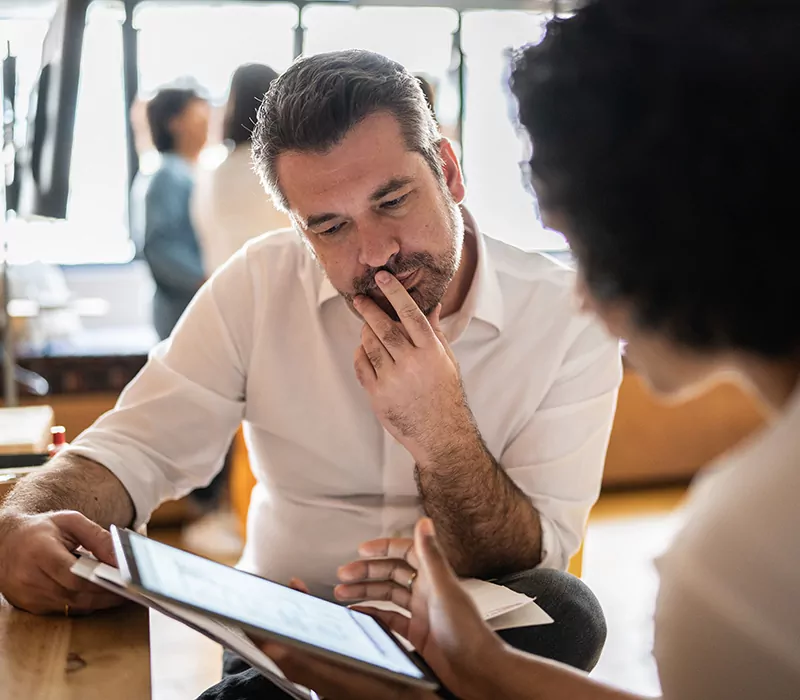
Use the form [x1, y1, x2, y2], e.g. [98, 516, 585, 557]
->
[316, 205, 504, 333]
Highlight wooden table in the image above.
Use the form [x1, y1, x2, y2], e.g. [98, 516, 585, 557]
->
[0, 596, 150, 699]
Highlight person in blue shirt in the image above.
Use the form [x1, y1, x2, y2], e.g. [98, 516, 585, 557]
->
[142, 86, 210, 340]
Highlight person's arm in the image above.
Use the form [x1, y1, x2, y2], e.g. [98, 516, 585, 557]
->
[143, 170, 206, 296]
[413, 424, 543, 577]
[477, 649, 650, 700]
[419, 295, 621, 576]
[414, 313, 620, 577]
[480, 318, 621, 573]
[0, 248, 254, 614]
[262, 519, 654, 700]
[353, 272, 620, 578]
[0, 454, 134, 529]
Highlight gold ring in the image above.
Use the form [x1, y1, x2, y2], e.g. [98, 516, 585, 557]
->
[406, 571, 418, 590]
[64, 604, 70, 618]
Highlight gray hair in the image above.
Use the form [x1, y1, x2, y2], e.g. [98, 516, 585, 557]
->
[251, 49, 443, 210]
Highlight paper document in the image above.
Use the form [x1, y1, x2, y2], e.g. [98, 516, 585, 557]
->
[360, 576, 552, 632]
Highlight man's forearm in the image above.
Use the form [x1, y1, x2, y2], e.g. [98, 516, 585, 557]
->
[414, 427, 542, 579]
[0, 453, 135, 530]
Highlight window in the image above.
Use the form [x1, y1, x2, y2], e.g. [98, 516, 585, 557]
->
[304, 4, 461, 159]
[134, 2, 297, 101]
[67, 1, 131, 262]
[133, 1, 297, 174]
[461, 10, 565, 251]
[0, 14, 50, 183]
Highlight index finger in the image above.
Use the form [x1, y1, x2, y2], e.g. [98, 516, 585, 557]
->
[357, 537, 419, 568]
[374, 271, 435, 347]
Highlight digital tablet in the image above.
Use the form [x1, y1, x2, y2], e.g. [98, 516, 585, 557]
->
[111, 526, 438, 691]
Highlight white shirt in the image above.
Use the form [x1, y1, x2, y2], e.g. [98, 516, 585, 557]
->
[655, 385, 800, 699]
[191, 144, 290, 274]
[67, 217, 621, 599]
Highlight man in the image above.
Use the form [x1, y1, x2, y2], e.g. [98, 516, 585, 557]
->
[0, 50, 620, 697]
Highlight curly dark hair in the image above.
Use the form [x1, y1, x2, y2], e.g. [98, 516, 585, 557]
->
[510, 0, 800, 358]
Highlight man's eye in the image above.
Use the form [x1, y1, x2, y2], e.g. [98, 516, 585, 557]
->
[318, 222, 344, 237]
[381, 193, 409, 209]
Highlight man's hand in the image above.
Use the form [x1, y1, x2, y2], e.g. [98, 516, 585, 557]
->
[261, 519, 507, 700]
[0, 510, 123, 615]
[335, 536, 419, 608]
[353, 271, 475, 462]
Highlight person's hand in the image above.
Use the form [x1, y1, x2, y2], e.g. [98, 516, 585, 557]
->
[259, 575, 436, 699]
[335, 535, 419, 608]
[259, 640, 438, 700]
[263, 520, 507, 700]
[353, 519, 505, 699]
[352, 271, 475, 463]
[0, 510, 123, 615]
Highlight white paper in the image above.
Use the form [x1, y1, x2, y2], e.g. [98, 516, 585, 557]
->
[359, 576, 553, 633]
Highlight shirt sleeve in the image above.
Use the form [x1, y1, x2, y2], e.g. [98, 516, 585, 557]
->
[143, 171, 206, 296]
[64, 250, 255, 528]
[501, 317, 622, 570]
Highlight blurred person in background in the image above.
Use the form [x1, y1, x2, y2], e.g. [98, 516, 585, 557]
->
[140, 85, 209, 341]
[192, 64, 290, 275]
[138, 85, 234, 521]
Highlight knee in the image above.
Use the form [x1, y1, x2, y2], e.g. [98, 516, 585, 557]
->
[496, 568, 607, 672]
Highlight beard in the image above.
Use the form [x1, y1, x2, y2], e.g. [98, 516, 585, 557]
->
[343, 200, 463, 321]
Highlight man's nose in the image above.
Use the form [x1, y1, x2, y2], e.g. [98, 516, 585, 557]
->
[357, 225, 401, 269]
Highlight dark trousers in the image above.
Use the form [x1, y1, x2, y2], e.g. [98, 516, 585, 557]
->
[197, 568, 606, 699]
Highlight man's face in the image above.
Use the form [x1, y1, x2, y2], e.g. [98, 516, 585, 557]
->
[275, 112, 466, 320]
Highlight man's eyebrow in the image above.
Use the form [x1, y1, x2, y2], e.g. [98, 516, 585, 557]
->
[304, 177, 415, 227]
[305, 212, 339, 229]
[370, 177, 414, 202]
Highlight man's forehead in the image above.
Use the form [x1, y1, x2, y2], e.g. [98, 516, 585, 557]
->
[277, 149, 425, 221]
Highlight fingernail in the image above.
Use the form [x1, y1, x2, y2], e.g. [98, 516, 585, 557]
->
[353, 296, 364, 308]
[375, 271, 392, 285]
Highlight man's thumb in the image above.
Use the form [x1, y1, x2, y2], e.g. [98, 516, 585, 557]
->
[53, 511, 117, 566]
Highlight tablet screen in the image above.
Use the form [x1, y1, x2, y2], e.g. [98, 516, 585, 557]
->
[126, 533, 425, 681]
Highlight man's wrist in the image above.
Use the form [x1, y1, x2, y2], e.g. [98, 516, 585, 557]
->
[412, 411, 485, 469]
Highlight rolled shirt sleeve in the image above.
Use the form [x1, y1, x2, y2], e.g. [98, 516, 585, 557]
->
[502, 317, 622, 570]
[64, 251, 254, 528]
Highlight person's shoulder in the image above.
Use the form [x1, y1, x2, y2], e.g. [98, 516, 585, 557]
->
[147, 158, 192, 194]
[214, 229, 321, 311]
[483, 235, 577, 316]
[485, 235, 575, 287]
[658, 400, 800, 587]
[238, 228, 313, 276]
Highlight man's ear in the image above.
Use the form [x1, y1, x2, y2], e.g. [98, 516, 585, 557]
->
[438, 139, 465, 204]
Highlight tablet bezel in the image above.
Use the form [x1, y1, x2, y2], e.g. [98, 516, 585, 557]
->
[111, 526, 439, 692]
